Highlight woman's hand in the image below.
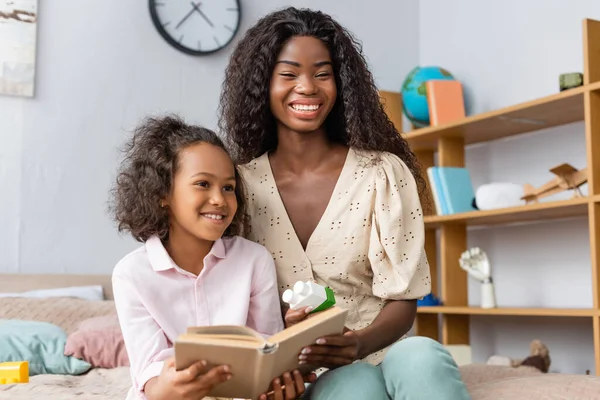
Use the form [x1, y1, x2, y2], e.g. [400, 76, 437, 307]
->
[258, 369, 317, 400]
[298, 330, 362, 369]
[145, 356, 232, 400]
[284, 306, 313, 328]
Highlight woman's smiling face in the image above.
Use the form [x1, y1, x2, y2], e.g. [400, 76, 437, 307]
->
[269, 36, 337, 135]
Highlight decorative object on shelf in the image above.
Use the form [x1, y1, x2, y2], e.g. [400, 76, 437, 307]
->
[417, 293, 443, 307]
[0, 0, 38, 97]
[473, 182, 525, 210]
[486, 339, 551, 373]
[521, 163, 588, 204]
[149, 0, 241, 55]
[400, 66, 461, 128]
[459, 247, 497, 309]
[559, 72, 583, 91]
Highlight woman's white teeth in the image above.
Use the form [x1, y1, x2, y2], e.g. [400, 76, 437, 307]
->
[291, 104, 320, 112]
[203, 214, 224, 220]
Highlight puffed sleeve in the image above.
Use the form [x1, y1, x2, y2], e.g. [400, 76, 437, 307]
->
[368, 152, 432, 300]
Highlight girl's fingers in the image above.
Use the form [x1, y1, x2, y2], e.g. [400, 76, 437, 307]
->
[196, 365, 232, 388]
[174, 360, 208, 383]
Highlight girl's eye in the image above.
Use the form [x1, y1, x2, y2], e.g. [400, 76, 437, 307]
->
[223, 185, 235, 192]
[279, 73, 296, 78]
[316, 72, 330, 77]
[195, 181, 209, 188]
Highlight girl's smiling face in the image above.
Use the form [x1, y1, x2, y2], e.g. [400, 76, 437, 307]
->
[269, 35, 337, 135]
[163, 142, 238, 242]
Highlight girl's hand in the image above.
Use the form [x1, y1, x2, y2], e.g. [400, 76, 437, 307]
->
[258, 370, 317, 400]
[146, 356, 232, 400]
[284, 306, 313, 328]
[298, 330, 362, 369]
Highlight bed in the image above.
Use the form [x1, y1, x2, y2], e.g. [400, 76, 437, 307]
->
[1, 274, 600, 399]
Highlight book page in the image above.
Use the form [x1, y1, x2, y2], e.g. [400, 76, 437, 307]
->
[186, 325, 266, 341]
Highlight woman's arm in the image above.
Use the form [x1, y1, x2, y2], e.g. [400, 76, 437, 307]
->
[354, 299, 416, 359]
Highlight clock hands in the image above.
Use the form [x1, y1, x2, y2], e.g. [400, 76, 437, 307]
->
[175, 2, 214, 31]
[191, 2, 214, 28]
[174, 2, 200, 30]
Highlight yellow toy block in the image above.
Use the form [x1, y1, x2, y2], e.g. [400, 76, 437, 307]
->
[0, 361, 29, 384]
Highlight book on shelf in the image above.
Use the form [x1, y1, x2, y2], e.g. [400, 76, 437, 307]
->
[426, 80, 466, 126]
[427, 167, 477, 215]
[174, 306, 348, 399]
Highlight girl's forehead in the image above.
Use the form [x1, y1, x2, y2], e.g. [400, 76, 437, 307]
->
[176, 143, 234, 176]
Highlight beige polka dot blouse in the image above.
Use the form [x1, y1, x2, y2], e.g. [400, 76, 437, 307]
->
[238, 147, 432, 365]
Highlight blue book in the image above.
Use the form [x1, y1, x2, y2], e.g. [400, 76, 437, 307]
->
[436, 167, 477, 214]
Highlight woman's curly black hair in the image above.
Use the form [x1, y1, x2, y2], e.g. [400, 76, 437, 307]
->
[218, 6, 427, 199]
[109, 115, 249, 243]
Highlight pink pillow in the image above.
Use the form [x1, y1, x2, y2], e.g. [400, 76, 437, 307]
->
[64, 314, 129, 368]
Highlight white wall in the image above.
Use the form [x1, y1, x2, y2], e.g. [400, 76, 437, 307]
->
[420, 0, 600, 374]
[0, 0, 419, 274]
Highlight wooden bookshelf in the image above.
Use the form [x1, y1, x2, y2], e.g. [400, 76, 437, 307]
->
[382, 18, 600, 375]
[424, 196, 592, 228]
[417, 306, 599, 317]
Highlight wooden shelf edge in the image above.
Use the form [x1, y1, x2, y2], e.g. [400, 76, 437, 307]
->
[403, 80, 600, 150]
[417, 306, 599, 317]
[424, 196, 593, 228]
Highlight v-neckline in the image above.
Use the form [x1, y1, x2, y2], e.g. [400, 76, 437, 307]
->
[263, 147, 354, 255]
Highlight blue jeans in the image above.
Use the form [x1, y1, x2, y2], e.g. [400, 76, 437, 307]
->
[301, 337, 471, 400]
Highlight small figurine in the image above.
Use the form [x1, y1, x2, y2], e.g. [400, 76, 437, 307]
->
[521, 163, 587, 204]
[459, 247, 497, 309]
[282, 280, 336, 313]
[0, 361, 29, 384]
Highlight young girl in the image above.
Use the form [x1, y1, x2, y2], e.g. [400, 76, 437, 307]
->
[219, 7, 471, 400]
[110, 115, 311, 400]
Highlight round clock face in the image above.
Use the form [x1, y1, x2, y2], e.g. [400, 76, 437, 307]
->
[149, 1, 241, 55]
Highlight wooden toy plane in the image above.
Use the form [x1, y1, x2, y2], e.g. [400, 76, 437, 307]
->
[521, 163, 588, 203]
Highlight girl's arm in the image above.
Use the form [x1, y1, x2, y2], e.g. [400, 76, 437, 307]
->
[112, 273, 173, 396]
[246, 247, 285, 337]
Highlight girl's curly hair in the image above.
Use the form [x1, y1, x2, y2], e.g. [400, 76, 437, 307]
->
[109, 115, 249, 243]
[218, 6, 427, 199]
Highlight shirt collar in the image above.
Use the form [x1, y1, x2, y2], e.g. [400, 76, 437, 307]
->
[146, 235, 227, 272]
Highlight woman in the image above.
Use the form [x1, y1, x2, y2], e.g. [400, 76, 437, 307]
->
[219, 7, 470, 400]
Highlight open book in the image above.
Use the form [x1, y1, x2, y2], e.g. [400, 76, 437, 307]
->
[174, 306, 348, 399]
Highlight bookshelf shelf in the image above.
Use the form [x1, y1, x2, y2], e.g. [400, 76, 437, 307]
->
[380, 18, 600, 375]
[417, 306, 598, 318]
[423, 196, 592, 228]
[403, 80, 600, 151]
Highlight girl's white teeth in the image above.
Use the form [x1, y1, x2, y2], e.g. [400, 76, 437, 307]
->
[203, 214, 224, 220]
[291, 104, 320, 112]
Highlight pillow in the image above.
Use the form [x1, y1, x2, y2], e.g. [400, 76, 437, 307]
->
[0, 297, 116, 334]
[0, 319, 91, 375]
[65, 314, 129, 368]
[0, 285, 104, 301]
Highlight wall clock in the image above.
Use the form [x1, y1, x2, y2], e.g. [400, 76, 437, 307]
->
[149, 1, 241, 55]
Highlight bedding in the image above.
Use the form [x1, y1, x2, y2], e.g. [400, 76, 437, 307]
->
[2, 364, 600, 400]
[65, 314, 129, 369]
[1, 280, 600, 399]
[0, 320, 91, 375]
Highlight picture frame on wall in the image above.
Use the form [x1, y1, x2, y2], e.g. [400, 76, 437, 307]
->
[0, 0, 38, 97]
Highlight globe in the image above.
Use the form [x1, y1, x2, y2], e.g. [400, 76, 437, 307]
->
[401, 66, 456, 128]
